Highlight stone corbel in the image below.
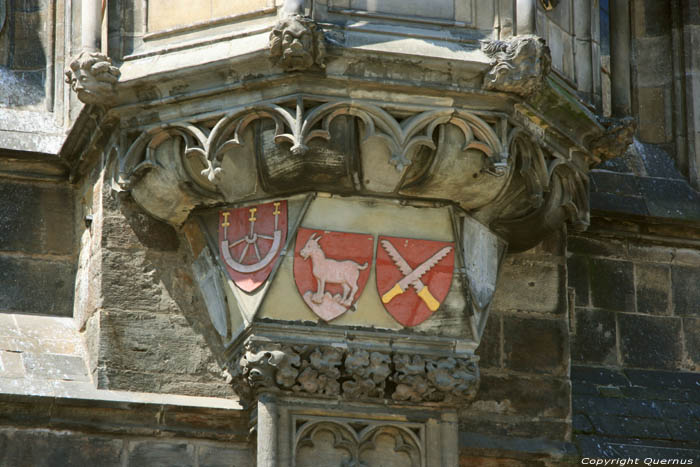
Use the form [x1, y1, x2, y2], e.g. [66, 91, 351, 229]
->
[64, 51, 120, 106]
[481, 35, 551, 98]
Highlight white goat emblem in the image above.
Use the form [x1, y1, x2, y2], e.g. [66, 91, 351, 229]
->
[299, 233, 368, 307]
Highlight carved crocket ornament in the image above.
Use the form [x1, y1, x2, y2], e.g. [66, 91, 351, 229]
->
[269, 15, 326, 71]
[481, 35, 551, 98]
[65, 51, 120, 105]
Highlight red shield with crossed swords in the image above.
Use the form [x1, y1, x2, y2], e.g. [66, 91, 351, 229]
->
[219, 200, 287, 292]
[294, 228, 373, 322]
[376, 236, 455, 327]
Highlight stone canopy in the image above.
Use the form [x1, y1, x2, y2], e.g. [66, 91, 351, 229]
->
[59, 4, 633, 465]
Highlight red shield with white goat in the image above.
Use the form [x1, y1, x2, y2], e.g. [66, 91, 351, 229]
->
[376, 236, 455, 327]
[219, 201, 287, 292]
[294, 228, 373, 321]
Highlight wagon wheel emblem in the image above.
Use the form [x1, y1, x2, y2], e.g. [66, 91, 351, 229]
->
[221, 202, 284, 273]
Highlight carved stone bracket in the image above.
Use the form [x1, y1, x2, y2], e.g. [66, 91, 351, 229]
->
[65, 51, 121, 105]
[481, 35, 551, 98]
[229, 342, 479, 406]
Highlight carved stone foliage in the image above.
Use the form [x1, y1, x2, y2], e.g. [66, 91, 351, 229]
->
[65, 51, 121, 105]
[269, 15, 326, 71]
[481, 35, 551, 97]
[229, 342, 478, 405]
[295, 420, 422, 467]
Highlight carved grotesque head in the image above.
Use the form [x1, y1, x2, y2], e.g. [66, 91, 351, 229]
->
[64, 51, 121, 105]
[481, 35, 551, 97]
[269, 15, 326, 71]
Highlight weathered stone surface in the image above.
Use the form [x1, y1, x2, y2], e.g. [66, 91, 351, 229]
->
[0, 429, 123, 467]
[671, 265, 700, 316]
[481, 35, 551, 97]
[96, 310, 232, 397]
[503, 316, 567, 375]
[589, 258, 634, 312]
[269, 15, 326, 71]
[471, 373, 569, 419]
[618, 314, 682, 370]
[22, 353, 89, 382]
[635, 262, 670, 314]
[684, 318, 700, 371]
[197, 444, 252, 467]
[567, 254, 589, 307]
[0, 181, 74, 256]
[476, 313, 501, 368]
[0, 256, 74, 316]
[127, 441, 195, 467]
[492, 260, 564, 313]
[572, 309, 617, 365]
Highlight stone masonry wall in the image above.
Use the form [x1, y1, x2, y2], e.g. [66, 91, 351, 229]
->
[0, 175, 75, 317]
[460, 229, 574, 464]
[77, 165, 235, 398]
[568, 218, 700, 459]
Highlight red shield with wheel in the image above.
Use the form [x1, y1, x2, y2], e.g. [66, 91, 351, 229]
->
[294, 228, 373, 322]
[376, 236, 455, 327]
[219, 200, 287, 292]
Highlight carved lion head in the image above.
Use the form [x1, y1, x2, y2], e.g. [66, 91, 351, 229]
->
[269, 15, 326, 71]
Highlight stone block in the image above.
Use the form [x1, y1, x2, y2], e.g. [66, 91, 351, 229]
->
[0, 181, 74, 256]
[127, 441, 195, 467]
[98, 310, 215, 377]
[492, 260, 564, 314]
[642, 0, 671, 36]
[683, 318, 700, 370]
[476, 313, 501, 368]
[589, 258, 634, 312]
[109, 196, 179, 251]
[567, 235, 627, 258]
[503, 316, 567, 375]
[572, 309, 617, 365]
[99, 249, 166, 311]
[473, 373, 570, 419]
[197, 444, 252, 467]
[459, 415, 569, 441]
[0, 429, 123, 467]
[618, 314, 682, 370]
[22, 353, 90, 382]
[0, 256, 74, 316]
[0, 351, 25, 378]
[590, 192, 648, 216]
[587, 414, 672, 439]
[671, 265, 700, 316]
[634, 37, 673, 88]
[637, 87, 669, 144]
[635, 263, 670, 315]
[567, 255, 589, 307]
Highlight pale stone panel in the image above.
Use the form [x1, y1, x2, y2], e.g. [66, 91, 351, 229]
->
[349, 0, 454, 20]
[148, 0, 210, 31]
[212, 0, 270, 18]
[148, 0, 269, 31]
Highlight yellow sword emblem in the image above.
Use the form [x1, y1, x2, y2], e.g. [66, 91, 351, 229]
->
[380, 239, 452, 312]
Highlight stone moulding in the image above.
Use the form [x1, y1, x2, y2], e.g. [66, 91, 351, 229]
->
[228, 341, 479, 406]
[65, 51, 121, 106]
